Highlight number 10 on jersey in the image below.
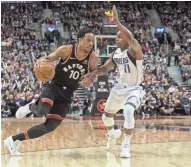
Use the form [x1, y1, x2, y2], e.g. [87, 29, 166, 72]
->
[69, 70, 80, 80]
[124, 64, 130, 73]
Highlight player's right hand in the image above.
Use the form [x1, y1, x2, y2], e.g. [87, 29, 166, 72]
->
[37, 57, 50, 63]
[35, 57, 56, 69]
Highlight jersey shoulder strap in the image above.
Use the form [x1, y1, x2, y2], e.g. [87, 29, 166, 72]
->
[59, 45, 74, 63]
[70, 43, 76, 58]
[127, 50, 136, 67]
[111, 48, 118, 66]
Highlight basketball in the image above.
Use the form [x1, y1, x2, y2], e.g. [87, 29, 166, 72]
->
[34, 61, 55, 82]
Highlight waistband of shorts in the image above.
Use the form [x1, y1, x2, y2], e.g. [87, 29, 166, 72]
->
[114, 82, 145, 90]
[47, 80, 75, 92]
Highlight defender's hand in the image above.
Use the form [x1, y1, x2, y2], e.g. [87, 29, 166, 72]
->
[79, 78, 93, 87]
[112, 5, 119, 22]
[83, 70, 97, 80]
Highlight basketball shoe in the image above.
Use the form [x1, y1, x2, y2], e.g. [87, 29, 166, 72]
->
[4, 137, 22, 156]
[16, 99, 35, 119]
[106, 152, 120, 167]
[106, 129, 122, 149]
[120, 142, 131, 158]
[120, 158, 131, 167]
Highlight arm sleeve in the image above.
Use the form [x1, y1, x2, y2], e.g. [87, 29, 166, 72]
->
[136, 60, 143, 85]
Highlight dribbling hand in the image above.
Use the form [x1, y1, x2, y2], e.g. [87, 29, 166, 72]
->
[36, 57, 50, 64]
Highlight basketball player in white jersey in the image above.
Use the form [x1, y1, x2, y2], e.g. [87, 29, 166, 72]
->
[85, 5, 145, 158]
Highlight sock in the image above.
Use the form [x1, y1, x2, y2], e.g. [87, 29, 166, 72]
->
[12, 124, 50, 142]
[108, 128, 115, 136]
[12, 133, 26, 142]
[123, 133, 132, 145]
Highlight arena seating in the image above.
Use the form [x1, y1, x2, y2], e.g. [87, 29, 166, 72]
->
[1, 1, 190, 117]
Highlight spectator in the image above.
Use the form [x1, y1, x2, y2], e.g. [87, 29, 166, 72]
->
[71, 94, 80, 114]
[81, 96, 91, 116]
[180, 93, 191, 114]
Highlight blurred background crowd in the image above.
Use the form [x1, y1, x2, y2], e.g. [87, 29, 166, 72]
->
[1, 1, 191, 118]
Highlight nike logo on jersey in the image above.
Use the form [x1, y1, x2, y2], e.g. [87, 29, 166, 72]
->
[83, 60, 88, 65]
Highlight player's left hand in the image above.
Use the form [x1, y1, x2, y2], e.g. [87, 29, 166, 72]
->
[79, 77, 93, 87]
[79, 72, 97, 87]
[112, 5, 119, 22]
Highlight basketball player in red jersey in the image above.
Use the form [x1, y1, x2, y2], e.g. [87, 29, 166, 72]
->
[4, 28, 100, 155]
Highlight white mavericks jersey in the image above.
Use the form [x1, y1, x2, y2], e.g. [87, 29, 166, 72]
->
[112, 48, 143, 86]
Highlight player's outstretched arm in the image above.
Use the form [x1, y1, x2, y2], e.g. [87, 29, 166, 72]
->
[84, 57, 115, 80]
[38, 45, 69, 62]
[112, 5, 142, 60]
[94, 58, 115, 76]
[79, 52, 114, 87]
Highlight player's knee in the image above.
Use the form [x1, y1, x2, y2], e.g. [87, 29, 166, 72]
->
[102, 113, 114, 127]
[104, 112, 115, 118]
[35, 103, 52, 117]
[123, 104, 135, 129]
[44, 119, 61, 132]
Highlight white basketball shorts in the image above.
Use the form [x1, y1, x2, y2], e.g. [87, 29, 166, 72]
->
[104, 83, 145, 114]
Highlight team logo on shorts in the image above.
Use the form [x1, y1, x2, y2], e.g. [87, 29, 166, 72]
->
[97, 99, 106, 113]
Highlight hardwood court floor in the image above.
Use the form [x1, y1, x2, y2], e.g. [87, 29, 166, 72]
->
[1, 116, 191, 167]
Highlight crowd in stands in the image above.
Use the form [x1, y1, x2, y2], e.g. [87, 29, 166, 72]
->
[157, 2, 191, 46]
[157, 2, 191, 83]
[140, 40, 191, 116]
[1, 2, 191, 118]
[51, 1, 151, 41]
[1, 3, 50, 118]
[178, 51, 191, 83]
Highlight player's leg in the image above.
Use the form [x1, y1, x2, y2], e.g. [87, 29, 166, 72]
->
[16, 98, 53, 118]
[102, 89, 124, 149]
[4, 117, 62, 155]
[4, 100, 69, 155]
[120, 89, 145, 158]
[16, 84, 54, 119]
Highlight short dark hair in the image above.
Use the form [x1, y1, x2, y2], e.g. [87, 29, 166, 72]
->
[77, 27, 93, 39]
